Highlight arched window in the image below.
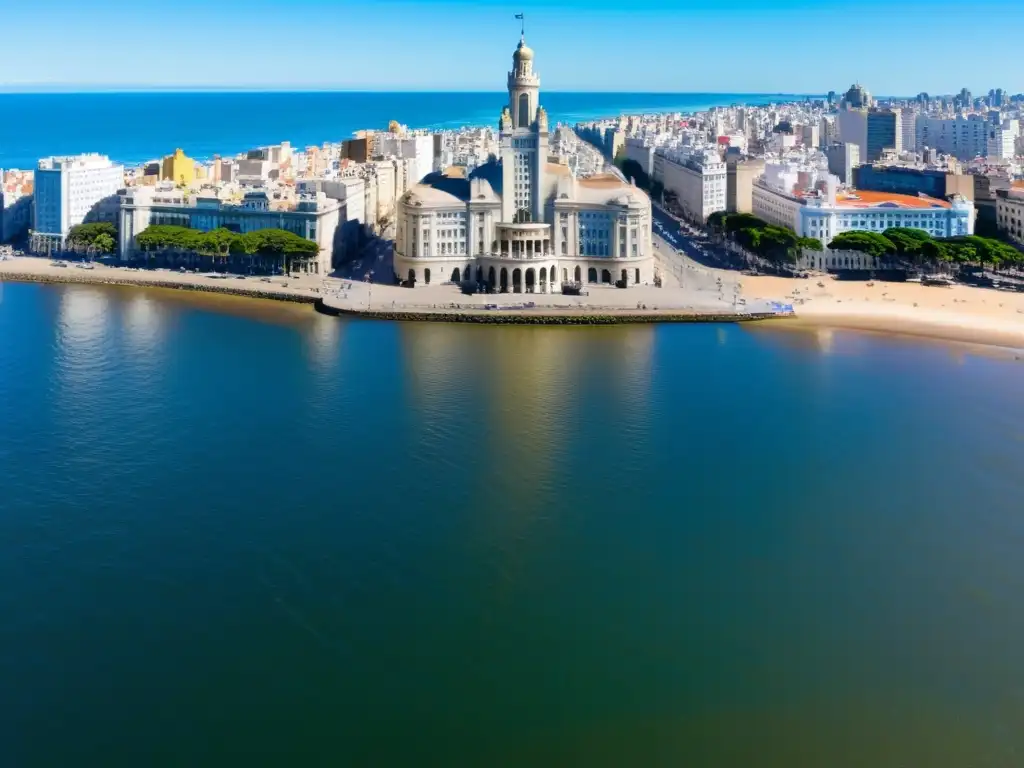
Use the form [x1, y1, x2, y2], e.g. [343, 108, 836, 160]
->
[518, 93, 530, 128]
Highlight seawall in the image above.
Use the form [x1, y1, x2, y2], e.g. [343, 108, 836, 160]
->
[314, 299, 788, 325]
[0, 271, 318, 305]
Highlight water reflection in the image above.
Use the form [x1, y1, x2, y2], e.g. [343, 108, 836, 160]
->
[55, 286, 114, 390]
[121, 293, 166, 362]
[303, 313, 342, 371]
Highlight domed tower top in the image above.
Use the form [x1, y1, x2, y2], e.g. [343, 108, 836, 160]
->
[507, 33, 540, 129]
[514, 35, 534, 62]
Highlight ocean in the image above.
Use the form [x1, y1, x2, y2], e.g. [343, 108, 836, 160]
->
[0, 91, 798, 169]
[2, 281, 1023, 766]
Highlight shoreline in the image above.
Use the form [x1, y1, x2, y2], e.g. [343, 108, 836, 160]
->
[4, 258, 1024, 347]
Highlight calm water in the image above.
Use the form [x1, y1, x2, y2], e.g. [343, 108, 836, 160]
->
[2, 282, 1024, 767]
[0, 91, 798, 169]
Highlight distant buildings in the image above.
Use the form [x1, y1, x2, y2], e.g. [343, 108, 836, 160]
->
[32, 153, 123, 251]
[373, 133, 435, 188]
[866, 108, 902, 162]
[825, 142, 860, 187]
[837, 107, 868, 163]
[161, 148, 196, 186]
[1, 169, 34, 243]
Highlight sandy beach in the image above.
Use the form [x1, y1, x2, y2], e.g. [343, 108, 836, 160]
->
[4, 255, 1024, 347]
[739, 274, 1024, 348]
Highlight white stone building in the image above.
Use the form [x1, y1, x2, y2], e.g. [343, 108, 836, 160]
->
[392, 34, 653, 291]
[118, 184, 342, 274]
[753, 177, 975, 248]
[32, 153, 123, 250]
[656, 147, 726, 225]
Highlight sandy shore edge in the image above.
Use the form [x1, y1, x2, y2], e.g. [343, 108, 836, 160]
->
[4, 259, 1024, 348]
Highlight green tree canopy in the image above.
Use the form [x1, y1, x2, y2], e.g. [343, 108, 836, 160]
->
[136, 225, 318, 265]
[68, 222, 118, 248]
[796, 236, 823, 252]
[723, 213, 769, 233]
[93, 233, 115, 254]
[828, 231, 896, 257]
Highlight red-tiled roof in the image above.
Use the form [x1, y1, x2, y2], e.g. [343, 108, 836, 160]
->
[840, 190, 951, 209]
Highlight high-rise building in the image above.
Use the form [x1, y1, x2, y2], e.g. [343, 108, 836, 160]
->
[986, 119, 1019, 160]
[837, 107, 868, 161]
[899, 108, 917, 153]
[32, 153, 123, 251]
[825, 142, 860, 187]
[866, 109, 902, 162]
[916, 114, 990, 160]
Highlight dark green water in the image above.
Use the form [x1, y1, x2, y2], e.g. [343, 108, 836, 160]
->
[2, 282, 1023, 767]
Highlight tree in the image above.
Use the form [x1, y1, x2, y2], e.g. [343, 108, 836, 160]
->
[135, 225, 317, 273]
[614, 157, 650, 191]
[723, 213, 769, 234]
[93, 233, 115, 255]
[828, 231, 896, 258]
[68, 222, 118, 256]
[706, 211, 729, 231]
[796, 236, 823, 252]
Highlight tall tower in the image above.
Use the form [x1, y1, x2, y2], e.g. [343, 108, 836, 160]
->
[499, 34, 548, 224]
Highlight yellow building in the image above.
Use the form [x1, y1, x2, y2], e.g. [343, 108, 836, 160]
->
[161, 148, 196, 186]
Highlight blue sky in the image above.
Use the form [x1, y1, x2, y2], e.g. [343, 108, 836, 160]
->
[2, 0, 1018, 94]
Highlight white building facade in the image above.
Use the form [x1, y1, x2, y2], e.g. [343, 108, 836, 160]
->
[118, 184, 341, 274]
[753, 179, 975, 247]
[33, 154, 123, 249]
[392, 34, 653, 291]
[656, 148, 726, 224]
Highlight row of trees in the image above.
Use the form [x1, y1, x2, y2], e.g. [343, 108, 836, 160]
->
[707, 212, 1024, 273]
[828, 228, 1024, 271]
[134, 225, 319, 273]
[707, 212, 821, 265]
[67, 222, 117, 256]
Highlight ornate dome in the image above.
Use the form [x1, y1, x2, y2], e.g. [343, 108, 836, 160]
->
[514, 37, 534, 61]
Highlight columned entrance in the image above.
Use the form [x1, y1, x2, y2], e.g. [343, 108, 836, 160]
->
[512, 268, 522, 293]
[601, 269, 611, 284]
[539, 267, 547, 293]
[525, 268, 535, 293]
[500, 267, 508, 292]
[588, 267, 597, 283]
[489, 266, 497, 289]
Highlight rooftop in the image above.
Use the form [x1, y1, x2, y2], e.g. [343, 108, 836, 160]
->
[838, 190, 952, 209]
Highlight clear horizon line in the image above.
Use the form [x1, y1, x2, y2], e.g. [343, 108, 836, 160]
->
[0, 86, 817, 96]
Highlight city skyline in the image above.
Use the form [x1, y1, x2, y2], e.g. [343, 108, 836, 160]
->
[3, 0, 1021, 95]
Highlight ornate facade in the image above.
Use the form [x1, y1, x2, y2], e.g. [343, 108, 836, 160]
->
[393, 35, 653, 292]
